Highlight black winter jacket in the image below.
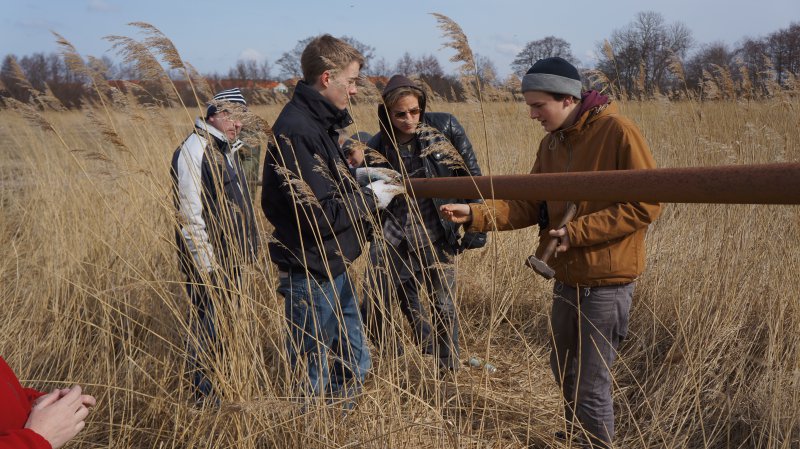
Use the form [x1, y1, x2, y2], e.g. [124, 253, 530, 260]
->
[368, 110, 487, 251]
[261, 81, 375, 279]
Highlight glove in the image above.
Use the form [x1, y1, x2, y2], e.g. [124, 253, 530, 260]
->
[456, 231, 487, 254]
[365, 180, 405, 209]
[356, 167, 402, 187]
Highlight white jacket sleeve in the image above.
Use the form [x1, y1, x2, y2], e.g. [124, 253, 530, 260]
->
[175, 133, 216, 272]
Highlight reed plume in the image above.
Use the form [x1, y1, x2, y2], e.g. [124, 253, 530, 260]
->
[584, 69, 617, 97]
[736, 58, 753, 100]
[129, 22, 184, 71]
[431, 13, 475, 77]
[635, 61, 647, 99]
[417, 123, 468, 172]
[86, 111, 128, 152]
[603, 40, 625, 98]
[104, 34, 178, 106]
[129, 22, 211, 113]
[710, 63, 736, 99]
[5, 97, 56, 133]
[4, 56, 38, 104]
[183, 61, 214, 101]
[40, 83, 66, 112]
[702, 68, 721, 100]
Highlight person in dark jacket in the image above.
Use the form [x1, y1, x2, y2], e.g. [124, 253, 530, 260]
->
[359, 74, 486, 373]
[171, 87, 260, 402]
[261, 35, 403, 402]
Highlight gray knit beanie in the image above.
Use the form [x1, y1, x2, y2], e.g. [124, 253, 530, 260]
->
[521, 57, 582, 98]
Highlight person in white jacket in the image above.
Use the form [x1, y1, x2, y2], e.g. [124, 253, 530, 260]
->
[170, 88, 259, 403]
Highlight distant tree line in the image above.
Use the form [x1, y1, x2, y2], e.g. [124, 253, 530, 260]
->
[591, 12, 799, 99]
[1, 14, 798, 110]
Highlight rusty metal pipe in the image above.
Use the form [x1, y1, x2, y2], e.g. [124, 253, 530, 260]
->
[405, 163, 800, 204]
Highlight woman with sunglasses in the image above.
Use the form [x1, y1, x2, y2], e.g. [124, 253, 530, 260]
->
[358, 74, 485, 376]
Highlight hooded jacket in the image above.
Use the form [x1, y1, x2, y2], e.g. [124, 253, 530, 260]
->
[261, 81, 375, 279]
[171, 118, 259, 274]
[368, 75, 486, 250]
[468, 93, 661, 286]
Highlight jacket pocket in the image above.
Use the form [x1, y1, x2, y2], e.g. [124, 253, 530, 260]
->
[581, 242, 613, 278]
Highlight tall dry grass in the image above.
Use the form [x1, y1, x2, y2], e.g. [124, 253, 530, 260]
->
[1, 24, 799, 449]
[1, 96, 798, 448]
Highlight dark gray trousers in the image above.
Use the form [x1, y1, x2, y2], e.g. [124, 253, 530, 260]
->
[550, 281, 634, 448]
[361, 239, 459, 370]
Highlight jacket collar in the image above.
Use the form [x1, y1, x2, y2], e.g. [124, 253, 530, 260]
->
[195, 117, 227, 141]
[291, 81, 353, 131]
[557, 92, 615, 137]
[194, 117, 236, 153]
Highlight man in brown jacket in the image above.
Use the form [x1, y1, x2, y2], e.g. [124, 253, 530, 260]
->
[440, 57, 661, 448]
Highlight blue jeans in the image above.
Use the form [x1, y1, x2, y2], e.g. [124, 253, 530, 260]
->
[278, 270, 371, 400]
[550, 281, 634, 449]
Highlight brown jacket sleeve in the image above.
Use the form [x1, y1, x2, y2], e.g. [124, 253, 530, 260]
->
[467, 151, 543, 233]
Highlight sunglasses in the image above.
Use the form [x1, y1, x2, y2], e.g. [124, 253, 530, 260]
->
[391, 108, 421, 119]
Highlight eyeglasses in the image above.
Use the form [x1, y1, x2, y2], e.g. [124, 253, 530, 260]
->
[392, 108, 421, 119]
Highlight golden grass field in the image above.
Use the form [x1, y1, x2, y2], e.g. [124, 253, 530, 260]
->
[0, 96, 798, 448]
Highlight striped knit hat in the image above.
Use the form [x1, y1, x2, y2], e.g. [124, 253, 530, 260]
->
[521, 57, 582, 98]
[206, 88, 247, 117]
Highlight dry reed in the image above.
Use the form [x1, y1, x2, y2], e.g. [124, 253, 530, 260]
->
[1, 22, 798, 449]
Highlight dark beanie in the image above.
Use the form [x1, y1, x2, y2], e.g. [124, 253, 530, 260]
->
[521, 57, 582, 98]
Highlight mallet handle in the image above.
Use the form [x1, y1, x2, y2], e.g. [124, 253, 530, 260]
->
[540, 202, 577, 264]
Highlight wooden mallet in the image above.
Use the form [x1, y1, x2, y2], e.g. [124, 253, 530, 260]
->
[525, 202, 577, 279]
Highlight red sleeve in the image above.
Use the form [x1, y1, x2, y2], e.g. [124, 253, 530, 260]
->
[21, 389, 45, 405]
[0, 357, 51, 449]
[0, 429, 52, 449]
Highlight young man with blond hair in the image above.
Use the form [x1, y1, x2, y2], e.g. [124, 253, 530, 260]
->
[440, 57, 661, 448]
[261, 35, 402, 403]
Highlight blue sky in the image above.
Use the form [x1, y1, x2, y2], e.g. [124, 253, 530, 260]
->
[2, 0, 798, 78]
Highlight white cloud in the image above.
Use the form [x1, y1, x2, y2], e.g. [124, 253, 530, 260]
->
[239, 48, 264, 62]
[87, 0, 116, 12]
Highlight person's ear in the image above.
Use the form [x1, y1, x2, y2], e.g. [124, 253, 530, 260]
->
[319, 70, 331, 88]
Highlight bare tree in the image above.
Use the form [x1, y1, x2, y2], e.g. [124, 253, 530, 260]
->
[685, 42, 735, 91]
[475, 54, 498, 86]
[596, 11, 692, 97]
[511, 36, 576, 76]
[413, 54, 444, 77]
[767, 22, 800, 85]
[275, 36, 314, 80]
[395, 52, 415, 76]
[368, 57, 393, 77]
[228, 59, 272, 81]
